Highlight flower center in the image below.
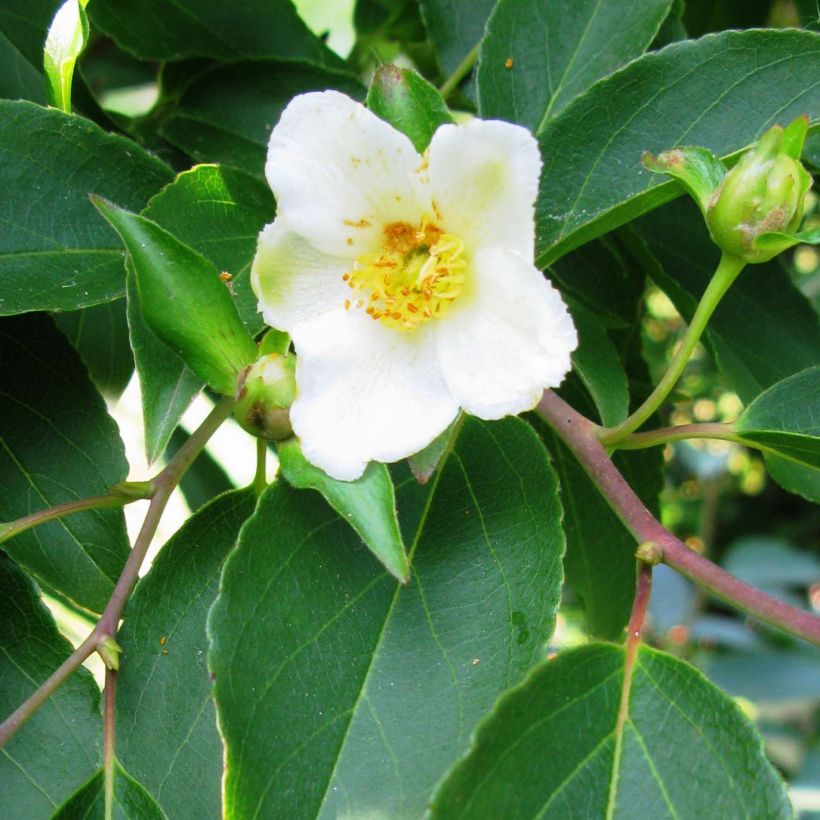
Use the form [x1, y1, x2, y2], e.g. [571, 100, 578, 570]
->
[343, 219, 466, 332]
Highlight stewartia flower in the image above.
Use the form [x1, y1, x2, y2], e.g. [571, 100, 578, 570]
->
[251, 91, 577, 480]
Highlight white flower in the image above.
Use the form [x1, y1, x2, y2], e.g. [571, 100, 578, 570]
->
[251, 91, 577, 480]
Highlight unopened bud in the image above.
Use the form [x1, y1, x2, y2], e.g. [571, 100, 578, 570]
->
[635, 541, 663, 566]
[234, 353, 297, 441]
[707, 119, 812, 263]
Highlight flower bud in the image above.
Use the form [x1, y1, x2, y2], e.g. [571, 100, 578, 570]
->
[706, 121, 811, 263]
[234, 353, 297, 441]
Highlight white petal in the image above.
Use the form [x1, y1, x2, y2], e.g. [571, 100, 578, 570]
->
[290, 311, 459, 481]
[266, 91, 428, 257]
[250, 220, 350, 334]
[427, 118, 541, 259]
[436, 246, 577, 419]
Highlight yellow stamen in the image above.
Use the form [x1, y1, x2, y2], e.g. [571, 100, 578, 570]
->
[342, 217, 467, 332]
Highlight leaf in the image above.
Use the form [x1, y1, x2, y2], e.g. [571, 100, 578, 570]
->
[43, 0, 89, 112]
[0, 314, 130, 613]
[535, 29, 820, 265]
[430, 643, 790, 818]
[209, 416, 565, 818]
[94, 200, 257, 396]
[158, 61, 364, 179]
[0, 554, 101, 818]
[408, 415, 461, 484]
[88, 0, 341, 65]
[569, 301, 629, 426]
[734, 366, 820, 469]
[547, 236, 645, 328]
[143, 164, 275, 334]
[52, 299, 134, 397]
[367, 64, 453, 152]
[125, 268, 201, 465]
[0, 30, 46, 102]
[419, 0, 495, 84]
[0, 101, 173, 316]
[277, 437, 410, 583]
[629, 198, 820, 405]
[51, 763, 167, 819]
[115, 490, 255, 819]
[478, 0, 673, 132]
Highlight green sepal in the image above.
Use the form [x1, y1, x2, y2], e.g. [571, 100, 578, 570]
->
[642, 146, 725, 217]
[755, 226, 820, 255]
[258, 327, 291, 356]
[43, 0, 89, 113]
[780, 113, 810, 159]
[367, 64, 453, 152]
[277, 438, 410, 584]
[91, 197, 257, 396]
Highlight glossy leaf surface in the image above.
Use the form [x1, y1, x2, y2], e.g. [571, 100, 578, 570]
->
[277, 437, 410, 583]
[0, 314, 129, 613]
[478, 0, 673, 131]
[535, 29, 820, 264]
[117, 491, 255, 819]
[210, 417, 565, 818]
[0, 555, 100, 818]
[431, 644, 790, 818]
[0, 101, 172, 315]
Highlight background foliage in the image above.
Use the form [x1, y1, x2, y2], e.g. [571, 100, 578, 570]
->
[0, 0, 818, 817]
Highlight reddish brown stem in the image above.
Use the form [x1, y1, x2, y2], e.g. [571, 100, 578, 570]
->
[537, 390, 820, 646]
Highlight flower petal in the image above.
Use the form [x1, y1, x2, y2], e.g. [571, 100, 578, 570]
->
[251, 220, 350, 334]
[436, 246, 577, 419]
[266, 90, 428, 257]
[427, 118, 541, 259]
[289, 311, 459, 481]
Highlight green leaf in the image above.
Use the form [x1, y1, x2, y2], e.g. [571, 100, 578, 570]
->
[478, 0, 673, 132]
[51, 763, 167, 819]
[630, 199, 820, 405]
[735, 367, 820, 469]
[367, 64, 453, 152]
[116, 490, 255, 819]
[535, 29, 820, 265]
[419, 0, 495, 85]
[547, 236, 646, 328]
[43, 0, 89, 112]
[0, 554, 100, 818]
[277, 437, 410, 583]
[569, 302, 629, 426]
[210, 416, 565, 818]
[763, 455, 820, 505]
[143, 164, 275, 334]
[52, 299, 134, 397]
[408, 415, 461, 484]
[0, 101, 173, 316]
[0, 314, 129, 613]
[430, 643, 790, 818]
[125, 267, 201, 465]
[0, 30, 46, 102]
[158, 61, 364, 179]
[88, 0, 341, 64]
[94, 200, 257, 396]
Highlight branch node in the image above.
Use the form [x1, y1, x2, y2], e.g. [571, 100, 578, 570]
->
[635, 541, 664, 566]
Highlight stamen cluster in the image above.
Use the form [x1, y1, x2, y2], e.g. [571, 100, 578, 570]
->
[344, 219, 466, 331]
